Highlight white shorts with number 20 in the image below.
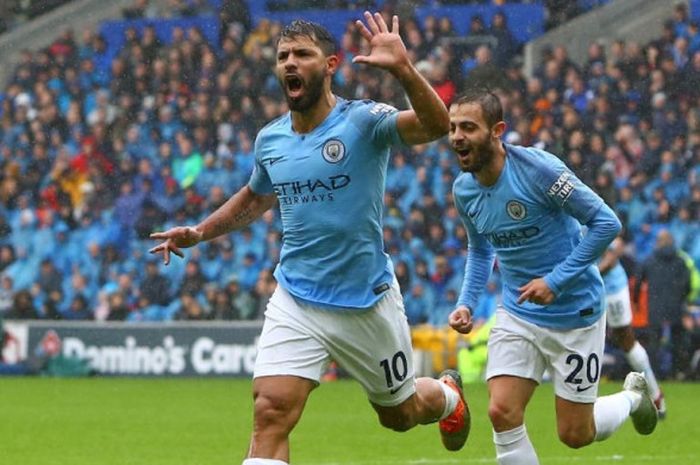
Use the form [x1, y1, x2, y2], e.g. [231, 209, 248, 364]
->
[253, 282, 416, 407]
[486, 307, 606, 403]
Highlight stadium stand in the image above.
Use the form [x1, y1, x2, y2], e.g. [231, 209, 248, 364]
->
[0, 0, 698, 375]
[0, 0, 75, 35]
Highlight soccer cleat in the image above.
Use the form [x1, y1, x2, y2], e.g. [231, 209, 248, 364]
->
[438, 369, 471, 451]
[623, 372, 658, 435]
[654, 392, 667, 420]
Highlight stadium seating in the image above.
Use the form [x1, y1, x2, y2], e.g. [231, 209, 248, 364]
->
[0, 0, 697, 369]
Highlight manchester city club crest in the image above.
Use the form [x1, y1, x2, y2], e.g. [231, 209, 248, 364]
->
[506, 200, 527, 220]
[322, 139, 346, 164]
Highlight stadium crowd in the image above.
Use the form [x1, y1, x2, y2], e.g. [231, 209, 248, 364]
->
[0, 0, 699, 374]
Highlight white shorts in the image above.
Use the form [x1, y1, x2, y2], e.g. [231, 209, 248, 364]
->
[254, 283, 416, 407]
[605, 287, 633, 328]
[486, 308, 606, 403]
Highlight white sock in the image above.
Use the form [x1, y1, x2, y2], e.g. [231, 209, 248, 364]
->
[493, 425, 539, 465]
[438, 379, 460, 420]
[625, 342, 661, 399]
[242, 459, 288, 465]
[593, 391, 639, 441]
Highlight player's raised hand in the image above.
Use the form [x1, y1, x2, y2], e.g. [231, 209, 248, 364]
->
[517, 278, 555, 305]
[149, 226, 203, 265]
[353, 11, 409, 75]
[449, 306, 474, 334]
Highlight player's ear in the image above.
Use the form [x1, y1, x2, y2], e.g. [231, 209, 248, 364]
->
[491, 121, 506, 139]
[326, 54, 339, 75]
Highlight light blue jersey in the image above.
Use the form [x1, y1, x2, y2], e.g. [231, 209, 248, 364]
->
[453, 144, 621, 329]
[248, 97, 403, 309]
[601, 243, 629, 295]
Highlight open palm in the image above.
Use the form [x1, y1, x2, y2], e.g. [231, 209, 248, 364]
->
[353, 11, 409, 73]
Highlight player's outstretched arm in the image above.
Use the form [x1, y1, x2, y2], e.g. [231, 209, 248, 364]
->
[354, 11, 449, 144]
[149, 186, 277, 264]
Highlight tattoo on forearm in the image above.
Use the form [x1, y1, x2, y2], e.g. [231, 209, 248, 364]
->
[232, 207, 253, 225]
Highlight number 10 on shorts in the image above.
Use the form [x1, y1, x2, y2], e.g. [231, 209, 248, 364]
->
[380, 351, 408, 389]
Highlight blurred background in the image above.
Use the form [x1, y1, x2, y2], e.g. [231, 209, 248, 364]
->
[0, 0, 699, 383]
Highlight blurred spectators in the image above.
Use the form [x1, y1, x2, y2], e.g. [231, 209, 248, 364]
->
[635, 230, 692, 379]
[0, 1, 696, 345]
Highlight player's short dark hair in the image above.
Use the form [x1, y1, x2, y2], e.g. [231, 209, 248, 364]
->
[453, 89, 503, 128]
[279, 20, 337, 56]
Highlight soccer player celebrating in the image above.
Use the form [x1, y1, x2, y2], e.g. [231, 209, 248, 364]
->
[150, 12, 469, 465]
[599, 235, 665, 417]
[447, 89, 657, 465]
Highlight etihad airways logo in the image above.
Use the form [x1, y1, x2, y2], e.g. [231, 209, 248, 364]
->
[273, 174, 351, 205]
[485, 226, 541, 248]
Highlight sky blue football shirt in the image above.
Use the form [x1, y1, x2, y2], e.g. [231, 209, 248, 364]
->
[453, 143, 621, 329]
[248, 97, 403, 309]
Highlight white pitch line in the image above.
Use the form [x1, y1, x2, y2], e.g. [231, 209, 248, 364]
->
[305, 453, 698, 465]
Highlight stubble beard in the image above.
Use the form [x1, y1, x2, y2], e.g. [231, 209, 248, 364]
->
[282, 71, 326, 113]
[459, 139, 494, 173]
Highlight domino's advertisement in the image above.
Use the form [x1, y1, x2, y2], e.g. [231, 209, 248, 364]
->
[4, 321, 263, 377]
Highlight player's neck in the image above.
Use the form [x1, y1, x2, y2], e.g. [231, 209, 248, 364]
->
[475, 142, 506, 186]
[291, 92, 337, 134]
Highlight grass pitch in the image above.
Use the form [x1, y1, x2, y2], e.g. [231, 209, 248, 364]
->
[2, 377, 698, 465]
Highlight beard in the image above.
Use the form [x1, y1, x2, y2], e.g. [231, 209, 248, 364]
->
[455, 137, 494, 173]
[280, 69, 326, 112]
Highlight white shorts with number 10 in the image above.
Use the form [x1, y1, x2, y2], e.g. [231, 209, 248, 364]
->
[486, 307, 606, 403]
[604, 286, 633, 328]
[253, 282, 416, 407]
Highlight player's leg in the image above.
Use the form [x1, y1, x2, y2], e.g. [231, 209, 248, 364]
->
[244, 286, 331, 464]
[369, 377, 446, 431]
[370, 287, 468, 450]
[606, 287, 664, 416]
[369, 373, 461, 427]
[555, 372, 658, 445]
[371, 369, 469, 450]
[551, 314, 609, 446]
[245, 376, 316, 462]
[316, 282, 469, 449]
[611, 325, 665, 415]
[488, 375, 539, 465]
[485, 308, 544, 465]
[551, 314, 657, 448]
[554, 398, 595, 448]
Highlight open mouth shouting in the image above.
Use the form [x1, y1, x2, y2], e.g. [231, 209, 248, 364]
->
[454, 146, 472, 162]
[285, 73, 304, 99]
[453, 144, 481, 172]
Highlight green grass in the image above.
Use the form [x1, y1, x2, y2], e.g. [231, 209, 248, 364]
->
[1, 377, 698, 465]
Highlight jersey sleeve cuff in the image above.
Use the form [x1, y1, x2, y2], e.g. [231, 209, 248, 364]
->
[543, 274, 562, 298]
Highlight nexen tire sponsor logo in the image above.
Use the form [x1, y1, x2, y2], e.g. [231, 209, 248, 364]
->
[63, 336, 257, 375]
[547, 172, 575, 203]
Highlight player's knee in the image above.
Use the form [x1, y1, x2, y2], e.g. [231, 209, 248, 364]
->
[488, 402, 524, 431]
[558, 426, 594, 449]
[610, 329, 626, 348]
